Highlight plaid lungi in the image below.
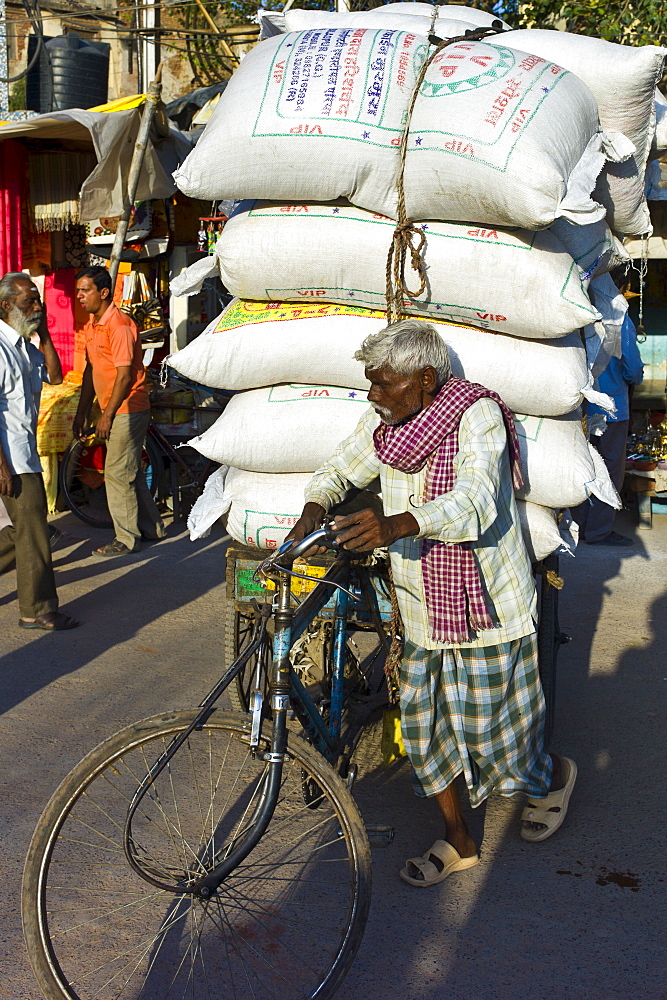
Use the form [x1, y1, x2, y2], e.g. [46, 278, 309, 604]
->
[399, 633, 551, 808]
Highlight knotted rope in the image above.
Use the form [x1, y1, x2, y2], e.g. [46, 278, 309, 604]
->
[385, 22, 506, 325]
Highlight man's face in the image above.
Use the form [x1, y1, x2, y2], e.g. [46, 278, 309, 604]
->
[76, 276, 107, 315]
[2, 280, 43, 340]
[365, 366, 429, 425]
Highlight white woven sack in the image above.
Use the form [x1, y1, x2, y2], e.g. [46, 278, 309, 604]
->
[174, 29, 613, 230]
[167, 300, 612, 418]
[188, 465, 313, 548]
[514, 410, 620, 510]
[651, 89, 667, 158]
[378, 4, 510, 28]
[584, 273, 627, 377]
[216, 201, 607, 338]
[283, 10, 497, 38]
[494, 30, 666, 235]
[550, 217, 629, 280]
[190, 469, 581, 555]
[187, 385, 369, 473]
[190, 468, 585, 554]
[259, 6, 513, 40]
[516, 501, 578, 562]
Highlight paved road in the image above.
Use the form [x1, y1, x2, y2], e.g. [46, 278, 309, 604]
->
[0, 507, 665, 999]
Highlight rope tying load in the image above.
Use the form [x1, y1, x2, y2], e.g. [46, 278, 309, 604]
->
[385, 21, 507, 326]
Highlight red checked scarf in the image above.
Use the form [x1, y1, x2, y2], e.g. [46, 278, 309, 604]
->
[373, 377, 524, 644]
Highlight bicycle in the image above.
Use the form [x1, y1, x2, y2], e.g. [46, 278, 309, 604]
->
[59, 419, 219, 527]
[22, 525, 393, 1000]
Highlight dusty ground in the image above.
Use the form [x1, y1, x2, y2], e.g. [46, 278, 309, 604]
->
[0, 505, 665, 999]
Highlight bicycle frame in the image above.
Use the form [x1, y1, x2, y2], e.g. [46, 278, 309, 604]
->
[121, 533, 385, 899]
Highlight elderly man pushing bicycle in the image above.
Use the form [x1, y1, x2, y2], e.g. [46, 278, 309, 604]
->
[288, 320, 577, 887]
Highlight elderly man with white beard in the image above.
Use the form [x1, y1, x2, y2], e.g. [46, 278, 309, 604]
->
[0, 272, 78, 630]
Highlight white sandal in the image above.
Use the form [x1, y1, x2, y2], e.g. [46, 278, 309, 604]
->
[520, 757, 577, 843]
[400, 839, 479, 887]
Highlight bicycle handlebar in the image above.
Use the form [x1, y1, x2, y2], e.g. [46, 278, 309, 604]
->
[255, 525, 364, 601]
[275, 524, 339, 564]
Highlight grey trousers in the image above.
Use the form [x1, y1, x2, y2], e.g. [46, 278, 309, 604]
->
[0, 472, 58, 618]
[573, 419, 629, 543]
[105, 411, 165, 550]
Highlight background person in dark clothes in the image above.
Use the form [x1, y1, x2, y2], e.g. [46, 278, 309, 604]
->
[574, 275, 644, 546]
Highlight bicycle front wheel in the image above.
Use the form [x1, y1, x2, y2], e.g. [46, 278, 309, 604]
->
[23, 709, 371, 1000]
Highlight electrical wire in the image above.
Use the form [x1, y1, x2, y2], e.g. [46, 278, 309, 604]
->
[1, 0, 268, 29]
[0, 0, 47, 82]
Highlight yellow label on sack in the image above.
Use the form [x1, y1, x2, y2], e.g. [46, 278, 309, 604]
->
[214, 298, 481, 335]
[214, 299, 387, 333]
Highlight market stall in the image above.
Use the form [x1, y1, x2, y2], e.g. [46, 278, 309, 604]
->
[0, 93, 200, 506]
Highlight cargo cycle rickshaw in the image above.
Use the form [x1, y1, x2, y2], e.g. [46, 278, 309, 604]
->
[22, 517, 396, 1000]
[22, 496, 564, 1000]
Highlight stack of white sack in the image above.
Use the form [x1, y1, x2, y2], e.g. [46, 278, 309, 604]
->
[173, 4, 643, 558]
[176, 306, 620, 556]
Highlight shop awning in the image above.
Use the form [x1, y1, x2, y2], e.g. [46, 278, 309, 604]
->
[0, 97, 193, 220]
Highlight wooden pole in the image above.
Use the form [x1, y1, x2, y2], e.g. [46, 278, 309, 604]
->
[194, 0, 239, 64]
[108, 63, 163, 288]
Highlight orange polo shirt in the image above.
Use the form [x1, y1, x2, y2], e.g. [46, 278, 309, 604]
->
[84, 304, 150, 414]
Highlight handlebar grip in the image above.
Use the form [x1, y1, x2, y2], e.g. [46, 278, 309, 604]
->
[277, 524, 339, 564]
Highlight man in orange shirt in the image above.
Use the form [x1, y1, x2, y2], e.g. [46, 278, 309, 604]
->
[74, 267, 165, 557]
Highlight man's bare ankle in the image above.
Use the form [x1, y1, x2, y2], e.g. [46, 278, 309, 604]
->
[446, 830, 477, 858]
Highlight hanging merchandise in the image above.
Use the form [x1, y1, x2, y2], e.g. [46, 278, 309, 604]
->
[198, 215, 227, 254]
[120, 270, 167, 344]
[86, 202, 153, 244]
[0, 140, 28, 273]
[29, 152, 96, 233]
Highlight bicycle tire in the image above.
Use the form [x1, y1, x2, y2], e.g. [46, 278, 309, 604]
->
[22, 708, 371, 1000]
[59, 436, 162, 530]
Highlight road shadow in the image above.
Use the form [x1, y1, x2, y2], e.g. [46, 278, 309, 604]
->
[0, 514, 231, 717]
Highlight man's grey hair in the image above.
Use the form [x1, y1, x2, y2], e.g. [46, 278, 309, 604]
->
[354, 319, 451, 388]
[0, 272, 33, 320]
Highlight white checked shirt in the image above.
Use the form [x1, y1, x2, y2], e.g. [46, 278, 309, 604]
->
[0, 319, 49, 475]
[305, 397, 537, 650]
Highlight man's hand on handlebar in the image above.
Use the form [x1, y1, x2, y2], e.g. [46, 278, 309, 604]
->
[331, 508, 420, 552]
[285, 502, 329, 556]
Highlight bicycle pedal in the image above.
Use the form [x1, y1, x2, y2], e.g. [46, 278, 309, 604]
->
[365, 824, 395, 847]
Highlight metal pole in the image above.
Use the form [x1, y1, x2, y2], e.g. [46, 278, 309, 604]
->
[142, 0, 160, 87]
[108, 63, 163, 288]
[0, 0, 9, 113]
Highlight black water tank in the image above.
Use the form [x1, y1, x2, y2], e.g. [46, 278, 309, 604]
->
[26, 34, 110, 113]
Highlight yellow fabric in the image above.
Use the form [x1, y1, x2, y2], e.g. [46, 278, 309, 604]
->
[39, 452, 59, 513]
[381, 706, 407, 766]
[37, 374, 81, 456]
[88, 94, 147, 113]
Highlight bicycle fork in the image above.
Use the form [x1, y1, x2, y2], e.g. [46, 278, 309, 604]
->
[193, 575, 295, 898]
